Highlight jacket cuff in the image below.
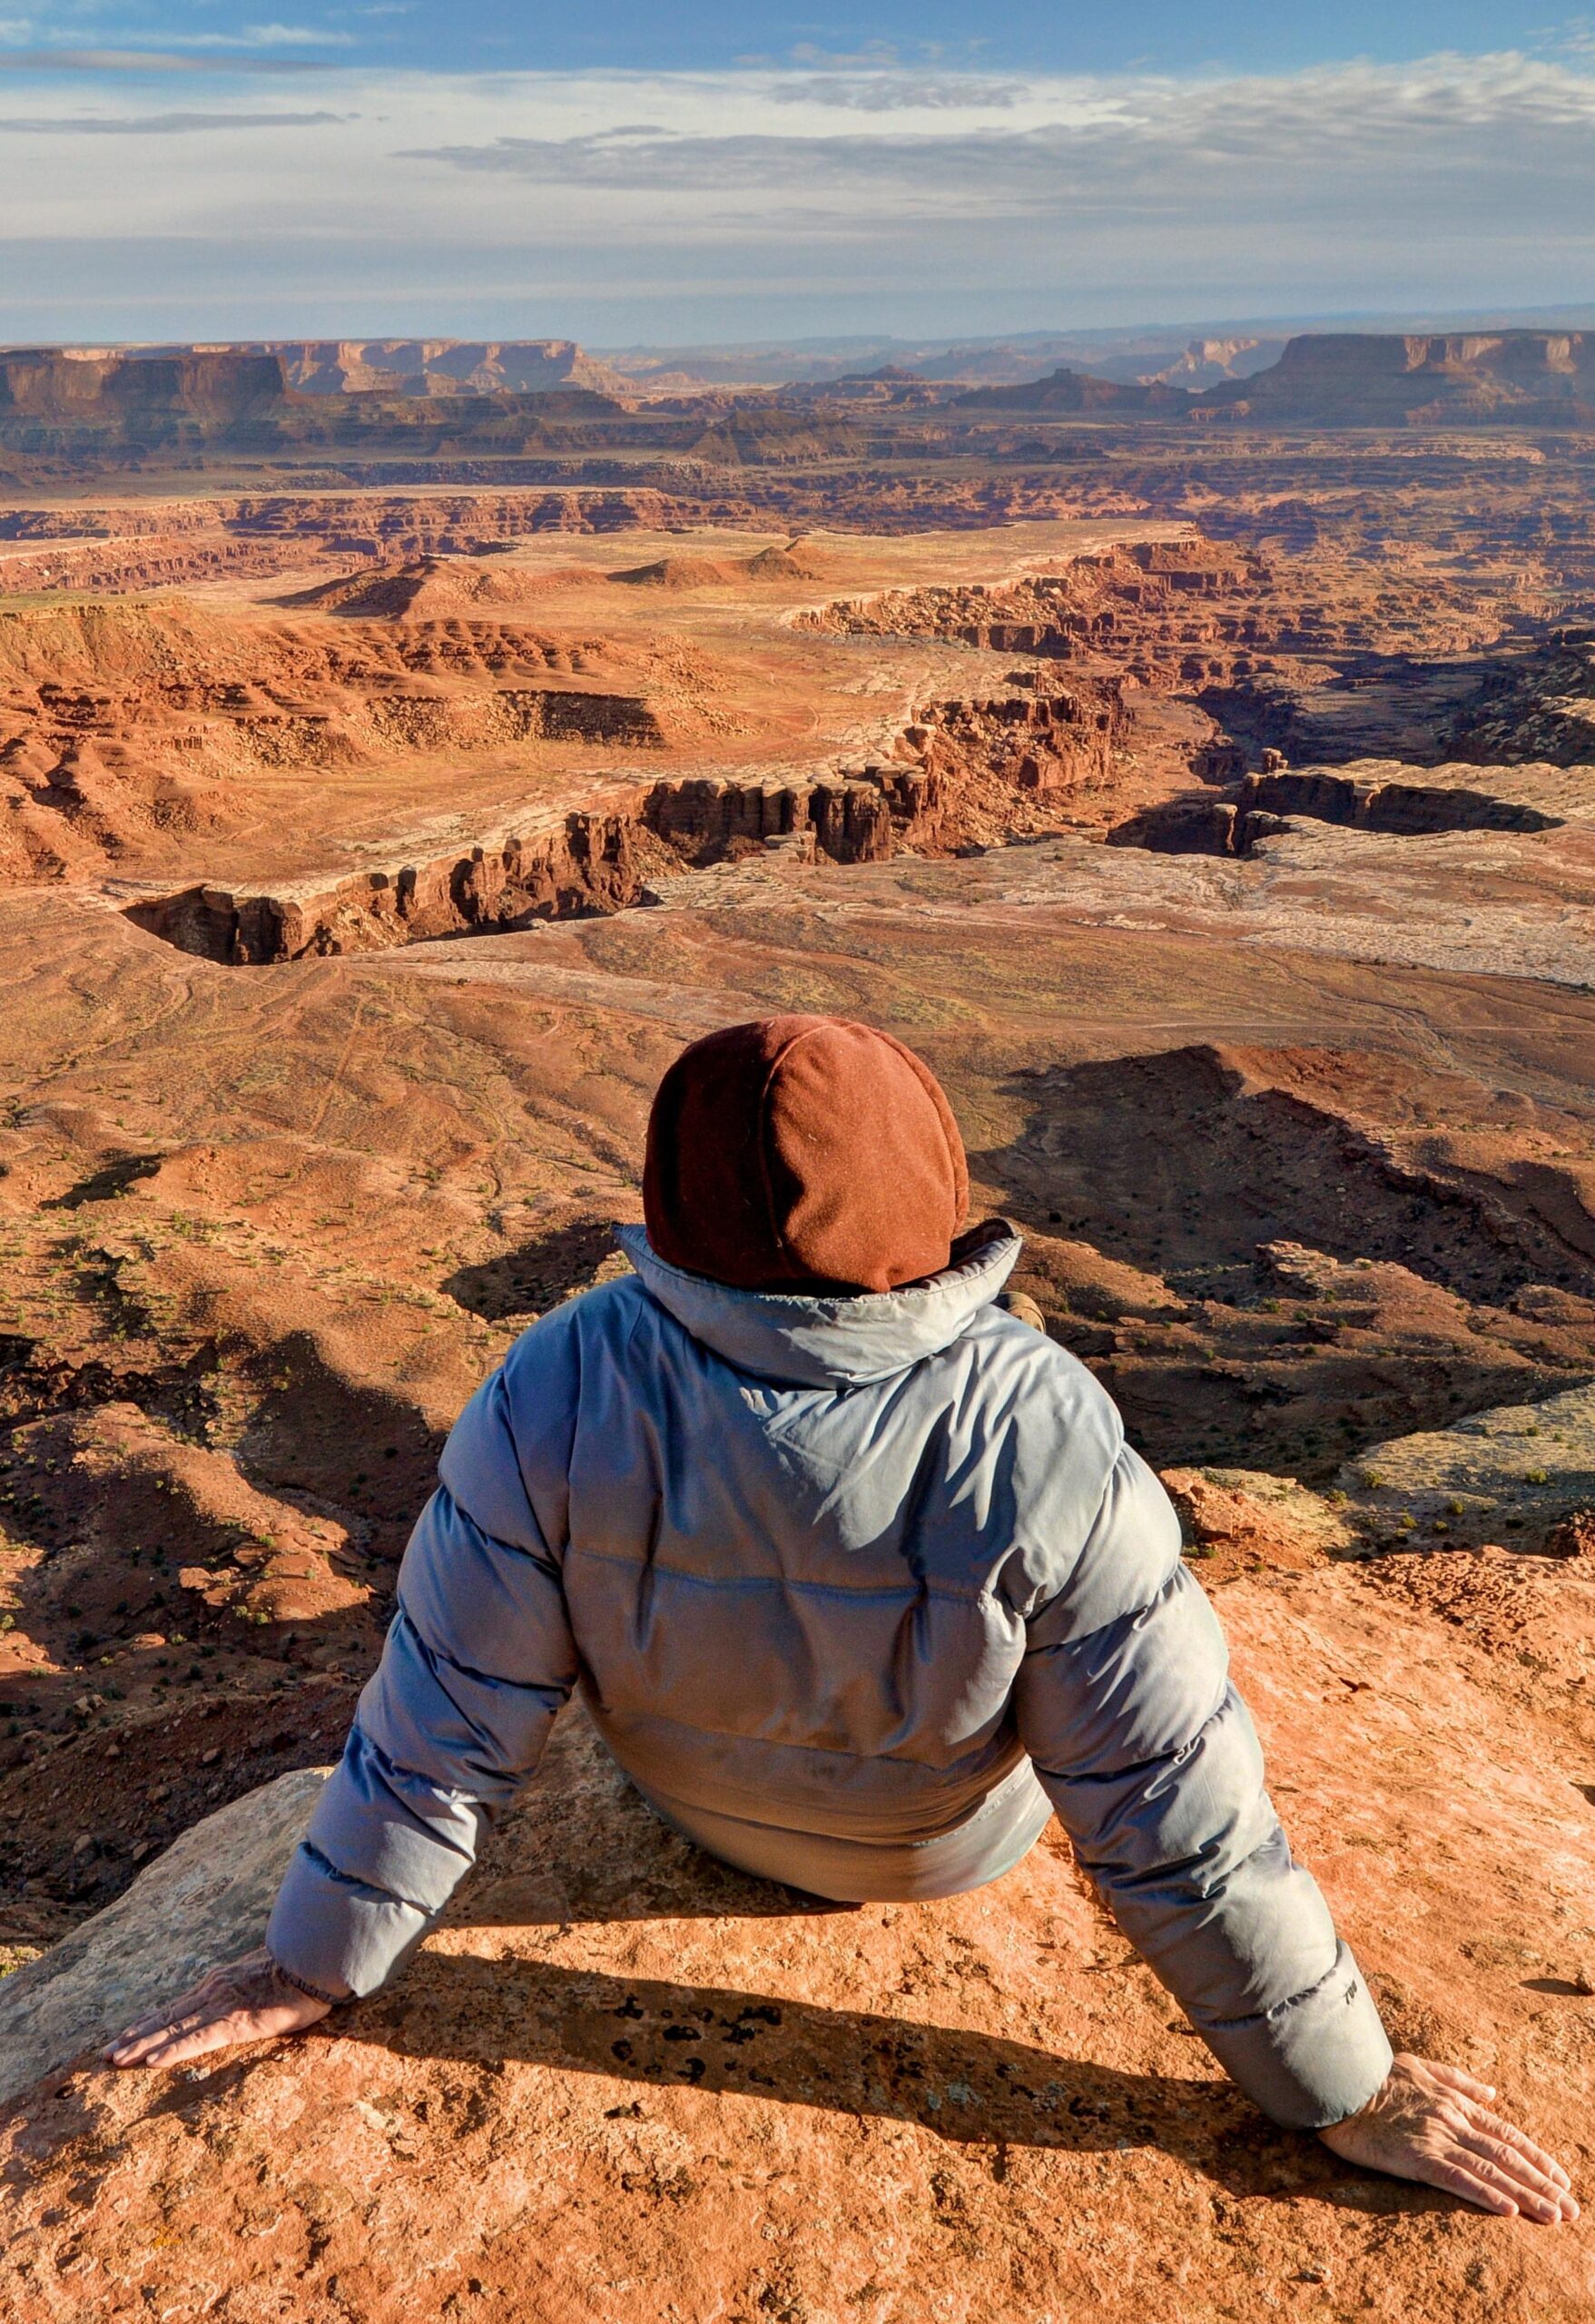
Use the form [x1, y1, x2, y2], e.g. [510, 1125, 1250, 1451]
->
[1196, 1941, 1393, 2131]
[269, 1956, 345, 2008]
[265, 1840, 432, 2002]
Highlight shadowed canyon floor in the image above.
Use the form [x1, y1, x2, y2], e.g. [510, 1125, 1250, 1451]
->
[0, 426, 1594, 2318]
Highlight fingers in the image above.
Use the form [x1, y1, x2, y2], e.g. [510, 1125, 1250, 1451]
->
[105, 2014, 183, 2057]
[103, 1953, 315, 2069]
[1320, 2063, 1580, 2225]
[1452, 2130, 1579, 2221]
[106, 2008, 216, 2066]
[105, 1973, 234, 2056]
[112, 2017, 239, 2073]
[108, 2005, 299, 2070]
[1421, 2059, 1497, 2104]
[1398, 2059, 1578, 2219]
[1426, 2157, 1524, 2218]
[107, 2022, 210, 2067]
[1438, 2144, 1575, 2224]
[106, 1995, 249, 2066]
[1458, 2104, 1572, 2190]
[109, 1987, 220, 2045]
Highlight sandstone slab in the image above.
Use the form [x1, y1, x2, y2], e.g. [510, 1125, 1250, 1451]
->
[3, 1581, 1593, 2322]
[0, 1764, 330, 2106]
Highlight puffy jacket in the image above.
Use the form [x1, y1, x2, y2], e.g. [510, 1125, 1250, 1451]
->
[267, 1223, 1393, 2128]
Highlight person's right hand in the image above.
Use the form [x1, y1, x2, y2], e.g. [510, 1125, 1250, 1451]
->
[1318, 2053, 1578, 2222]
[104, 1945, 333, 2071]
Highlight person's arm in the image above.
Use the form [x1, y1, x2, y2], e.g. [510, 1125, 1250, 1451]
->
[109, 1351, 579, 2068]
[1014, 1442, 1575, 2221]
[263, 1462, 578, 2001]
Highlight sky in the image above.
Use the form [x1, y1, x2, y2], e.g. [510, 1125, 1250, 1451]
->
[1, 5, 1594, 345]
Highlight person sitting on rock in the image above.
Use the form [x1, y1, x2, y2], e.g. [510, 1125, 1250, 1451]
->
[109, 1015, 1576, 2223]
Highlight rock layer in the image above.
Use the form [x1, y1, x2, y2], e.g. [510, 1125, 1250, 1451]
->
[120, 680, 1127, 962]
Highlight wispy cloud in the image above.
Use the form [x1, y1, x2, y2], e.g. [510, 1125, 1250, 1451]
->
[767, 74, 1027, 112]
[0, 17, 357, 66]
[1539, 14, 1595, 57]
[400, 53, 1595, 212]
[787, 43, 901, 69]
[239, 22, 354, 44]
[0, 106, 345, 129]
[0, 47, 333, 71]
[1, 48, 1593, 339]
[91, 22, 356, 48]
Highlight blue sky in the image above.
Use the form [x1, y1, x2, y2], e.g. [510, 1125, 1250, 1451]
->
[2, 6, 1594, 344]
[0, 5, 1578, 75]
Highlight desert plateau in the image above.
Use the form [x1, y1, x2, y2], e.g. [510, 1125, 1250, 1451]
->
[0, 330, 1593, 2320]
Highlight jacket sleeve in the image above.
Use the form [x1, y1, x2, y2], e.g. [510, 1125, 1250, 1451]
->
[1013, 1441, 1393, 2130]
[266, 1351, 579, 2000]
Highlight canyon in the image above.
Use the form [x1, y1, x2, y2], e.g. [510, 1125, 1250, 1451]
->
[0, 339, 1592, 2319]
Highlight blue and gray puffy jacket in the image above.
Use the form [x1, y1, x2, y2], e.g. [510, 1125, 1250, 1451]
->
[267, 1222, 1392, 2128]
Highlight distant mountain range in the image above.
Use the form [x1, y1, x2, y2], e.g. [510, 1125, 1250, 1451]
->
[590, 307, 1595, 392]
[5, 330, 1595, 447]
[959, 332, 1595, 425]
[596, 330, 1286, 391]
[5, 330, 1281, 398]
[162, 340, 632, 400]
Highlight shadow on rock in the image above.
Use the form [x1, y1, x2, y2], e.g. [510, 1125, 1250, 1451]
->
[444, 1215, 622, 1324]
[353, 1952, 1343, 2199]
[462, 1854, 861, 1926]
[42, 1151, 167, 1211]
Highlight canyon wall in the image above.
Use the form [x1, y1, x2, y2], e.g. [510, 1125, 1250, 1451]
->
[5, 331, 1595, 478]
[123, 683, 1122, 963]
[244, 340, 631, 399]
[1194, 330, 1595, 425]
[1109, 759, 1566, 855]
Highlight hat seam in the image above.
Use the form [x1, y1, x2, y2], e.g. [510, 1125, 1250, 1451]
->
[754, 1019, 831, 1279]
[871, 1024, 968, 1230]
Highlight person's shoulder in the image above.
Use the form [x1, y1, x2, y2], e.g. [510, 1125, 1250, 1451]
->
[499, 1270, 651, 1372]
[956, 1306, 1162, 1614]
[449, 1274, 655, 1508]
[960, 1304, 1124, 1433]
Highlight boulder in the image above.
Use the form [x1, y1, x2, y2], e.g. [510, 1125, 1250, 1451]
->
[0, 1764, 330, 2106]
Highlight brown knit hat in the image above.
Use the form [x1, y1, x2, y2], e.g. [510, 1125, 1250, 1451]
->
[643, 1015, 970, 1294]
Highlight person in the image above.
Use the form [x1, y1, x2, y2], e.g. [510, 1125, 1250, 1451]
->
[108, 1015, 1576, 2224]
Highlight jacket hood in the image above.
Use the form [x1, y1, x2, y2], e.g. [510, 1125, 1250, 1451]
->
[615, 1219, 1022, 1387]
[642, 1014, 969, 1295]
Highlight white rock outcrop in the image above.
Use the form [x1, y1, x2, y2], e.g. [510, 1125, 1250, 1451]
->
[0, 1764, 330, 2106]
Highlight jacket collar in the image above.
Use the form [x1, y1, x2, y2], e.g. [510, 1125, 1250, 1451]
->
[615, 1220, 1022, 1388]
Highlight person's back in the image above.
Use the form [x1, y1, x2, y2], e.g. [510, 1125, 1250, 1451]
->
[107, 1015, 1578, 2226]
[431, 1216, 1155, 1884]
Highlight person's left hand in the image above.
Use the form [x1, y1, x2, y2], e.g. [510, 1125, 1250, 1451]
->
[1318, 2053, 1578, 2221]
[104, 1945, 332, 2071]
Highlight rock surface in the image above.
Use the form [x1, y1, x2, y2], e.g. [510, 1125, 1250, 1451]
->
[1343, 1379, 1595, 1548]
[3, 1579, 1594, 2321]
[1158, 1465, 1354, 1583]
[0, 1765, 330, 2105]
